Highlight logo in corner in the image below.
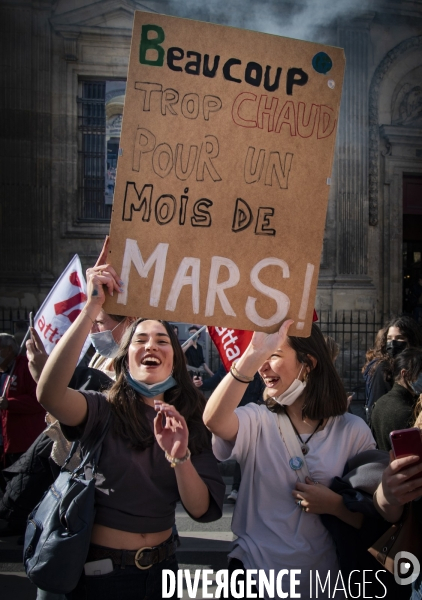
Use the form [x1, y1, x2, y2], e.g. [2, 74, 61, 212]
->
[394, 551, 420, 585]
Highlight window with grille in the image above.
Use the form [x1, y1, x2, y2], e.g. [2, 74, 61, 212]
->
[77, 80, 126, 221]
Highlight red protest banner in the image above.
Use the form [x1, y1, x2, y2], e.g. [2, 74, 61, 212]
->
[208, 327, 253, 372]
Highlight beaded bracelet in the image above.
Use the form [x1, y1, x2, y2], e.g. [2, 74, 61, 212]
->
[165, 448, 191, 468]
[230, 361, 254, 383]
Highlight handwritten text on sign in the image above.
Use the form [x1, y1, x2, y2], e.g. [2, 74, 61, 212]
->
[105, 13, 345, 334]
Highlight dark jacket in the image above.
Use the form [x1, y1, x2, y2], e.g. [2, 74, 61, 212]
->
[363, 359, 392, 425]
[200, 365, 264, 405]
[0, 367, 113, 534]
[0, 432, 54, 533]
[371, 382, 417, 451]
[1, 355, 46, 454]
[321, 450, 412, 599]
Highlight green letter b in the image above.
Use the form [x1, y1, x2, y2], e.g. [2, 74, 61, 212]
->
[140, 25, 165, 66]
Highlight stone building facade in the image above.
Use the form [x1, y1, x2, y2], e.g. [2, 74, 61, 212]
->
[1, 0, 422, 326]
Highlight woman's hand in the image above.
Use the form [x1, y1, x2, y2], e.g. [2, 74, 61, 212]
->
[373, 452, 422, 523]
[85, 237, 123, 308]
[293, 477, 363, 528]
[154, 401, 189, 459]
[379, 451, 422, 507]
[26, 327, 49, 383]
[248, 319, 295, 360]
[293, 477, 342, 515]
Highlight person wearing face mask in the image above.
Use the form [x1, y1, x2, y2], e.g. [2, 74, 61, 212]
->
[204, 322, 375, 599]
[35, 260, 225, 600]
[362, 316, 422, 425]
[89, 311, 135, 380]
[371, 348, 422, 451]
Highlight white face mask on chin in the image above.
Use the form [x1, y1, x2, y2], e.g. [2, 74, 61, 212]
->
[273, 365, 306, 406]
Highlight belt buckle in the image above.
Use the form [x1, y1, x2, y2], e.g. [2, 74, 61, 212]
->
[134, 546, 153, 570]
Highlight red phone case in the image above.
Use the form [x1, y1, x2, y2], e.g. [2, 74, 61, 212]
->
[390, 427, 422, 480]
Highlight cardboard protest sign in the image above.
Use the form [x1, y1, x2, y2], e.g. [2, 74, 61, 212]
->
[34, 255, 91, 361]
[105, 11, 345, 335]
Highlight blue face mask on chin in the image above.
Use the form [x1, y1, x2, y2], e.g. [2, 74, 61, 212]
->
[125, 371, 177, 398]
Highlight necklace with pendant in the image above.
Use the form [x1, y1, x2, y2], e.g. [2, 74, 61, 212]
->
[284, 409, 323, 455]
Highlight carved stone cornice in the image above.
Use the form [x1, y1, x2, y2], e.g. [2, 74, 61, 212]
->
[381, 125, 422, 148]
[368, 35, 422, 226]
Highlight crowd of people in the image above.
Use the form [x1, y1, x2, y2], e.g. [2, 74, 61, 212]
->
[1, 250, 422, 599]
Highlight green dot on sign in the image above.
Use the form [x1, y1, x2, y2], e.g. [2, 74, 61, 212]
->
[312, 52, 333, 75]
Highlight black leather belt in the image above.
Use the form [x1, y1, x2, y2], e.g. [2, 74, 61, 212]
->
[87, 536, 178, 570]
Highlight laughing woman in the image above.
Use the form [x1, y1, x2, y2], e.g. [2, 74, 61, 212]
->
[36, 262, 225, 600]
[204, 321, 375, 599]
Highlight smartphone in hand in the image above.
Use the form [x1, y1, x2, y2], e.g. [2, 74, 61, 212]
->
[29, 312, 34, 340]
[390, 427, 422, 480]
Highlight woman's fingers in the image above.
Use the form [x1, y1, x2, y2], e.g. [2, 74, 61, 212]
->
[278, 319, 294, 344]
[30, 327, 47, 353]
[389, 454, 421, 472]
[87, 262, 123, 299]
[94, 236, 110, 268]
[153, 411, 165, 434]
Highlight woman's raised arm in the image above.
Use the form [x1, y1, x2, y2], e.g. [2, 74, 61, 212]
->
[37, 241, 122, 426]
[203, 320, 294, 441]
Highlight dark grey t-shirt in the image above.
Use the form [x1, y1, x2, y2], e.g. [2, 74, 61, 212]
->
[61, 390, 224, 533]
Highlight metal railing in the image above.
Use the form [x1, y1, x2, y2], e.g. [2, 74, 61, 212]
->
[317, 310, 381, 401]
[0, 307, 35, 339]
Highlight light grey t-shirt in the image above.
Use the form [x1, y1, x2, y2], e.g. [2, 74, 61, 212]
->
[213, 404, 375, 599]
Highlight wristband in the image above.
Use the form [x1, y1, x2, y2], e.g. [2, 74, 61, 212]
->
[230, 361, 254, 383]
[165, 448, 191, 468]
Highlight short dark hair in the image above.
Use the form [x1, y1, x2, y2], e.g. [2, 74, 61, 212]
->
[107, 318, 209, 453]
[393, 348, 422, 382]
[265, 323, 347, 420]
[107, 313, 128, 323]
[189, 325, 200, 332]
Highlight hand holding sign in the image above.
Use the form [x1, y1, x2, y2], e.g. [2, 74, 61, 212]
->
[249, 319, 295, 360]
[86, 237, 123, 306]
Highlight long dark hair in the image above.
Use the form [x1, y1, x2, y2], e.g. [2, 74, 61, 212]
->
[265, 323, 347, 420]
[362, 316, 422, 382]
[106, 318, 210, 453]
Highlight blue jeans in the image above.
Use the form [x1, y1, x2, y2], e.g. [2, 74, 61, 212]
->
[66, 554, 178, 600]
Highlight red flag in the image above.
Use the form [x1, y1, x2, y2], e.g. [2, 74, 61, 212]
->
[208, 327, 253, 372]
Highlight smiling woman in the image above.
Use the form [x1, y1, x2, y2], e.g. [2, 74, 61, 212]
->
[203, 322, 376, 599]
[35, 240, 225, 600]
